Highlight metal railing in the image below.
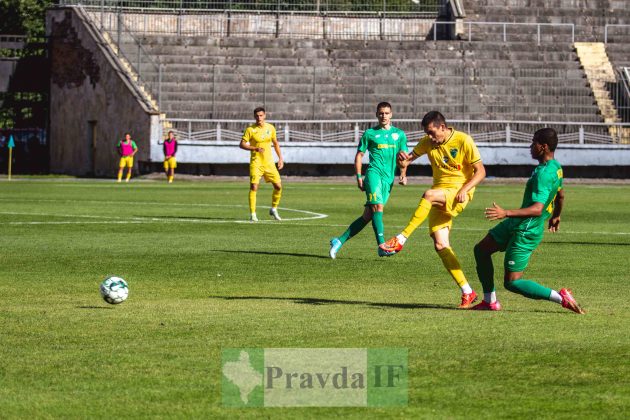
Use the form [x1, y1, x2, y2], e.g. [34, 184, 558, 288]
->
[616, 67, 630, 123]
[604, 24, 630, 44]
[433, 21, 575, 44]
[58, 0, 443, 14]
[164, 119, 630, 145]
[81, 6, 163, 109]
[85, 8, 437, 39]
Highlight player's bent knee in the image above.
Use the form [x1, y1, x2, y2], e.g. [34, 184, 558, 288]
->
[504, 279, 518, 293]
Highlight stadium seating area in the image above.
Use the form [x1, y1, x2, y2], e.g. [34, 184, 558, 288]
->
[465, 0, 630, 43]
[132, 36, 601, 122]
[89, 0, 630, 125]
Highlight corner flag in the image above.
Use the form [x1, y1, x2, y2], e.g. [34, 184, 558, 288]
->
[7, 134, 14, 180]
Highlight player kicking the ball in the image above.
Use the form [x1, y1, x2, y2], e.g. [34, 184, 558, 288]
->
[329, 102, 408, 258]
[379, 111, 486, 308]
[470, 128, 584, 314]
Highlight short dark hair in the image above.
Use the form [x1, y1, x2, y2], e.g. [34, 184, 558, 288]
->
[254, 107, 266, 114]
[533, 128, 558, 151]
[421, 111, 446, 129]
[124, 132, 131, 136]
[376, 102, 392, 111]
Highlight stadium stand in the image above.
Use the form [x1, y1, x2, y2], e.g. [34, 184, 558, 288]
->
[124, 35, 601, 122]
[46, 2, 630, 176]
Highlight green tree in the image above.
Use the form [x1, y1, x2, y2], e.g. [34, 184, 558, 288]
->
[0, 0, 53, 39]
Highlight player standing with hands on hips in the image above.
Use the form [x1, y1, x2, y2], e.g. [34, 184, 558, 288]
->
[116, 133, 138, 183]
[240, 107, 284, 222]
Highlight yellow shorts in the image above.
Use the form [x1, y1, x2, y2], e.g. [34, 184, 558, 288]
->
[119, 156, 134, 168]
[428, 187, 472, 234]
[250, 163, 281, 185]
[164, 157, 177, 169]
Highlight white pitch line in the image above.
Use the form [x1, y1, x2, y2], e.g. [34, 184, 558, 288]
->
[0, 198, 328, 221]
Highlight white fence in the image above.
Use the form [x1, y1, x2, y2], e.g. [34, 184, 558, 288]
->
[164, 119, 630, 145]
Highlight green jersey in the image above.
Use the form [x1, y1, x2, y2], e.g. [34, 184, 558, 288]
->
[509, 159, 563, 234]
[357, 125, 408, 183]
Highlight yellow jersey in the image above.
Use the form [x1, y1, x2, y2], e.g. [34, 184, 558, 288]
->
[242, 122, 277, 166]
[412, 128, 482, 191]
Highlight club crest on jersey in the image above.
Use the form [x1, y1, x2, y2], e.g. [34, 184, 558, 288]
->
[450, 148, 458, 158]
[392, 133, 399, 140]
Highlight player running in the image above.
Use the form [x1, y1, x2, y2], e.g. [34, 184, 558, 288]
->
[239, 107, 284, 222]
[163, 130, 178, 183]
[470, 128, 584, 313]
[116, 133, 138, 183]
[379, 111, 485, 308]
[329, 101, 408, 258]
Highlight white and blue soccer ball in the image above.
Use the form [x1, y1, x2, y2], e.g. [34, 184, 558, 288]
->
[100, 276, 129, 304]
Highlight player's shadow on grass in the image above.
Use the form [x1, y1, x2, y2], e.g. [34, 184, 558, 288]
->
[547, 241, 630, 247]
[135, 215, 235, 221]
[209, 295, 458, 310]
[77, 305, 115, 310]
[210, 249, 333, 259]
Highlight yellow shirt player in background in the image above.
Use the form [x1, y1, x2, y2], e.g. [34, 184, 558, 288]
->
[239, 107, 284, 222]
[380, 111, 486, 308]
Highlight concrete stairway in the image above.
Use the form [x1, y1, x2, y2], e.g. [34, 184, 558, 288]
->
[575, 42, 619, 123]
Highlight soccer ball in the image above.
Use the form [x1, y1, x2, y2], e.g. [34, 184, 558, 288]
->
[100, 276, 129, 304]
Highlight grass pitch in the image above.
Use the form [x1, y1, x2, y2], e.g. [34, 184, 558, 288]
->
[0, 177, 629, 418]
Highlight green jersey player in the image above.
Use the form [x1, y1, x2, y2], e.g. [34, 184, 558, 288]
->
[329, 102, 408, 258]
[471, 128, 584, 314]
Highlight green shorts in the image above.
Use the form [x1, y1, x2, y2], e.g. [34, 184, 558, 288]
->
[363, 171, 393, 205]
[489, 219, 543, 272]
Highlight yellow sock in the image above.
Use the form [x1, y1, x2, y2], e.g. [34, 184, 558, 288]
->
[168, 175, 173, 182]
[126, 171, 131, 181]
[401, 198, 432, 238]
[117, 172, 122, 181]
[249, 190, 257, 214]
[437, 247, 469, 289]
[272, 187, 282, 208]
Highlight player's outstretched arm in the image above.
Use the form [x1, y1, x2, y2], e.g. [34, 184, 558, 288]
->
[485, 202, 544, 220]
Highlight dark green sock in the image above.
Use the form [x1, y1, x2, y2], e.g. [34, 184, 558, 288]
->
[474, 243, 495, 294]
[339, 216, 368, 244]
[371, 211, 385, 245]
[504, 279, 553, 300]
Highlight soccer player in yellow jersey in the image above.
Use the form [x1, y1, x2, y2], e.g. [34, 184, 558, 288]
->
[380, 111, 486, 308]
[239, 107, 284, 222]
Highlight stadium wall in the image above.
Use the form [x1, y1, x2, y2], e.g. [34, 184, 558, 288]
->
[145, 142, 630, 178]
[47, 7, 160, 176]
